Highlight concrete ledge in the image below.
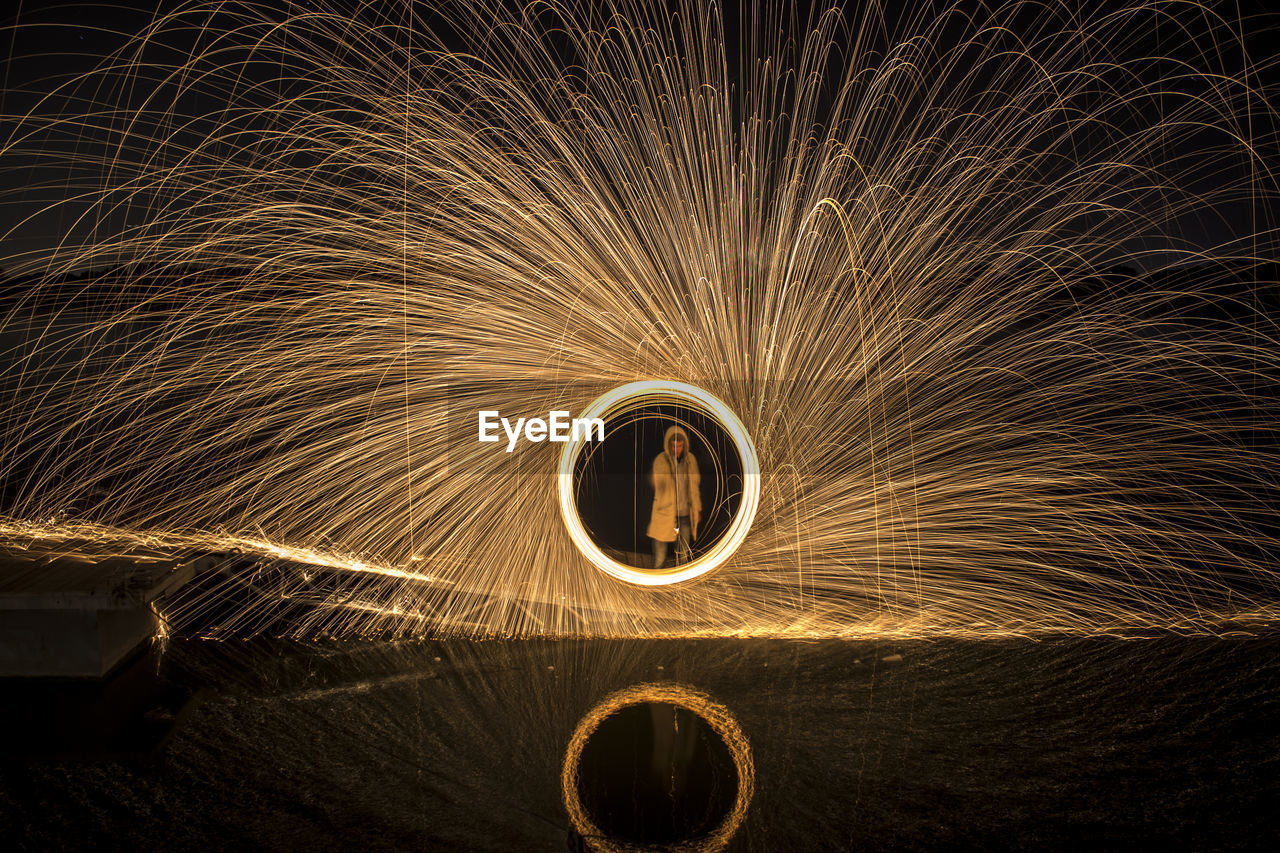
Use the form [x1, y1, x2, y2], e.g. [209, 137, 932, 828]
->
[0, 542, 215, 678]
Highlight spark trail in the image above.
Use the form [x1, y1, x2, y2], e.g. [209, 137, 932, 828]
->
[1, 0, 1277, 637]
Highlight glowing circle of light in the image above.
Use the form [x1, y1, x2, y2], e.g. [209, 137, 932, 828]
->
[561, 682, 755, 853]
[557, 381, 760, 586]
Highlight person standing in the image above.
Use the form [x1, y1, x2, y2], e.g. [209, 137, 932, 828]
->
[647, 424, 701, 570]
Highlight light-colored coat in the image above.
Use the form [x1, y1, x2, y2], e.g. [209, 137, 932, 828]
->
[646, 425, 701, 543]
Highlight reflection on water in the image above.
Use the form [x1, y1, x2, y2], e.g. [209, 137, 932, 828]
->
[564, 682, 753, 851]
[2, 636, 1279, 850]
[577, 703, 735, 843]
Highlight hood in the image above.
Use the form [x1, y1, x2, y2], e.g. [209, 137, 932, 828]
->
[663, 424, 690, 461]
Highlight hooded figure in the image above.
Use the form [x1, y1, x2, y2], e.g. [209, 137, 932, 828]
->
[647, 424, 701, 569]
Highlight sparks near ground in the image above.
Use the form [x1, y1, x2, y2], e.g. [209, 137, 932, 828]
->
[1, 0, 1277, 638]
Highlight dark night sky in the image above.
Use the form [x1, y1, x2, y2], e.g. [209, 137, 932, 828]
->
[2, 0, 1277, 270]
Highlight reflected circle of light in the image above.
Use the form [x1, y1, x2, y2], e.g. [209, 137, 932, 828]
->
[557, 380, 760, 586]
[561, 681, 755, 853]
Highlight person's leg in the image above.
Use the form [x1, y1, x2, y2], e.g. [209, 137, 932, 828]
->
[674, 516, 692, 563]
[651, 537, 668, 570]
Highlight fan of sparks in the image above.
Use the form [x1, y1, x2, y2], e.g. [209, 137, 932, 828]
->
[1, 0, 1277, 637]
